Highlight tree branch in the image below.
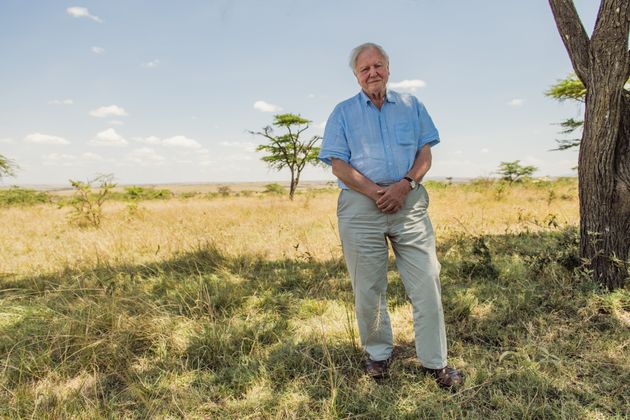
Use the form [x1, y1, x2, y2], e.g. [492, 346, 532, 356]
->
[548, 0, 591, 86]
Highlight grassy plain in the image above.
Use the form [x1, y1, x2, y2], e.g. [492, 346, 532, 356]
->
[1, 178, 629, 418]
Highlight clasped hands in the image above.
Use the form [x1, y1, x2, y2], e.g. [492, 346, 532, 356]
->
[372, 180, 411, 214]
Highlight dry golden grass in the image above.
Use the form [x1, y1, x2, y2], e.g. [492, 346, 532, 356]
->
[1, 181, 578, 278]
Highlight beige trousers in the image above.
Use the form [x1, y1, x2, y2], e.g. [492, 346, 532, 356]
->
[337, 185, 447, 369]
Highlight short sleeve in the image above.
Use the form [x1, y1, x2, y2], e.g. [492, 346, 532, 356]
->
[318, 106, 350, 166]
[416, 99, 440, 148]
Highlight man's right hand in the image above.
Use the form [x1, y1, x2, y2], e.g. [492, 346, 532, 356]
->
[375, 180, 410, 214]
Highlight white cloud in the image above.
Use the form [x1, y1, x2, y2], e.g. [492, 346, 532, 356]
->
[507, 98, 524, 107]
[89, 105, 128, 118]
[44, 153, 76, 160]
[254, 100, 282, 113]
[109, 120, 124, 126]
[24, 133, 70, 145]
[91, 46, 105, 55]
[307, 93, 317, 99]
[81, 152, 103, 161]
[480, 148, 489, 154]
[388, 79, 427, 92]
[67, 7, 102, 22]
[143, 59, 160, 68]
[42, 153, 78, 166]
[48, 99, 74, 105]
[126, 148, 166, 165]
[0, 138, 15, 144]
[199, 158, 215, 166]
[223, 154, 254, 162]
[89, 128, 128, 146]
[133, 136, 162, 145]
[219, 141, 257, 152]
[131, 135, 202, 149]
[163, 136, 202, 149]
[314, 121, 327, 130]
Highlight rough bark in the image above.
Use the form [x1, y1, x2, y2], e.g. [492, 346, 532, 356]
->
[290, 175, 299, 200]
[549, 0, 630, 289]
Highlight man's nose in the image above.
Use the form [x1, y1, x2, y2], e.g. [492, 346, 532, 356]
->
[368, 67, 377, 77]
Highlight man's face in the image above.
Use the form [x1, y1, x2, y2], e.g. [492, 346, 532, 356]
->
[354, 48, 389, 96]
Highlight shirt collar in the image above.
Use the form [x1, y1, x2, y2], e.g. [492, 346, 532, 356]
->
[359, 89, 398, 107]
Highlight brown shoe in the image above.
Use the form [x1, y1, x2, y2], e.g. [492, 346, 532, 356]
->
[423, 366, 464, 389]
[365, 358, 390, 380]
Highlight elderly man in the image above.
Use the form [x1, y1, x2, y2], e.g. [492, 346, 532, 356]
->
[318, 42, 462, 388]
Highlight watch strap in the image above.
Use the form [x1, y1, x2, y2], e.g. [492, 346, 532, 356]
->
[403, 176, 417, 189]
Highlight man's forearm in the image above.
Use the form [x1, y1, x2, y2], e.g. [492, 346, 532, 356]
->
[331, 158, 381, 201]
[405, 144, 432, 183]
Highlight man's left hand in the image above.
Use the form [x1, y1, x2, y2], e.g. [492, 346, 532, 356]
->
[376, 180, 410, 214]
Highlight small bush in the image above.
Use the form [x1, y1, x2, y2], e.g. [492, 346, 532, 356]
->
[423, 180, 449, 190]
[179, 191, 200, 199]
[124, 186, 172, 201]
[240, 190, 254, 197]
[68, 174, 115, 228]
[218, 186, 232, 197]
[264, 183, 285, 195]
[0, 187, 49, 206]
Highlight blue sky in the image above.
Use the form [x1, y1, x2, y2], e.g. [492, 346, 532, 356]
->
[0, 1, 598, 185]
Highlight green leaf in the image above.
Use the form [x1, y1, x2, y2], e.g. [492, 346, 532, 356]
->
[545, 74, 586, 102]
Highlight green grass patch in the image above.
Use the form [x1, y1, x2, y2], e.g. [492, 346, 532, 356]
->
[0, 187, 50, 206]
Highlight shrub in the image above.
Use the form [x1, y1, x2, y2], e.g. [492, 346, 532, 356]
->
[217, 186, 232, 197]
[179, 191, 200, 199]
[124, 186, 172, 201]
[0, 187, 49, 207]
[68, 174, 116, 228]
[264, 183, 285, 195]
[423, 180, 449, 190]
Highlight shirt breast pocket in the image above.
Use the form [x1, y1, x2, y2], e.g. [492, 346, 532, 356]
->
[395, 122, 417, 146]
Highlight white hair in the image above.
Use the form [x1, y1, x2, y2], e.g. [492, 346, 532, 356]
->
[349, 42, 389, 73]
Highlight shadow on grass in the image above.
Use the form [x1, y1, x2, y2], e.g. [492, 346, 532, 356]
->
[1, 227, 629, 418]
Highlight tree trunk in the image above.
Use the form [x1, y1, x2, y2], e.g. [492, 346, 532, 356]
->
[289, 168, 297, 200]
[550, 0, 630, 289]
[580, 91, 630, 290]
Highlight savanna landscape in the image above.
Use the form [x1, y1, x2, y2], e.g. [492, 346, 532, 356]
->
[1, 179, 628, 418]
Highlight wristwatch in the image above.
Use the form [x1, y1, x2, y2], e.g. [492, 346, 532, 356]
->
[403, 176, 417, 189]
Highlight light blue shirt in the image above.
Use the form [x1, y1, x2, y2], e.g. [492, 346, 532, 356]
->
[319, 90, 440, 189]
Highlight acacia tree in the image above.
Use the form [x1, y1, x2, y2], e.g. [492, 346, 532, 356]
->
[549, 0, 630, 289]
[0, 154, 17, 181]
[251, 113, 321, 200]
[497, 160, 538, 183]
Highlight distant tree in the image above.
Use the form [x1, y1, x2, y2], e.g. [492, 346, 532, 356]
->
[0, 154, 17, 181]
[546, 73, 629, 150]
[549, 0, 630, 290]
[68, 174, 116, 228]
[251, 114, 321, 200]
[497, 160, 537, 183]
[217, 186, 231, 197]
